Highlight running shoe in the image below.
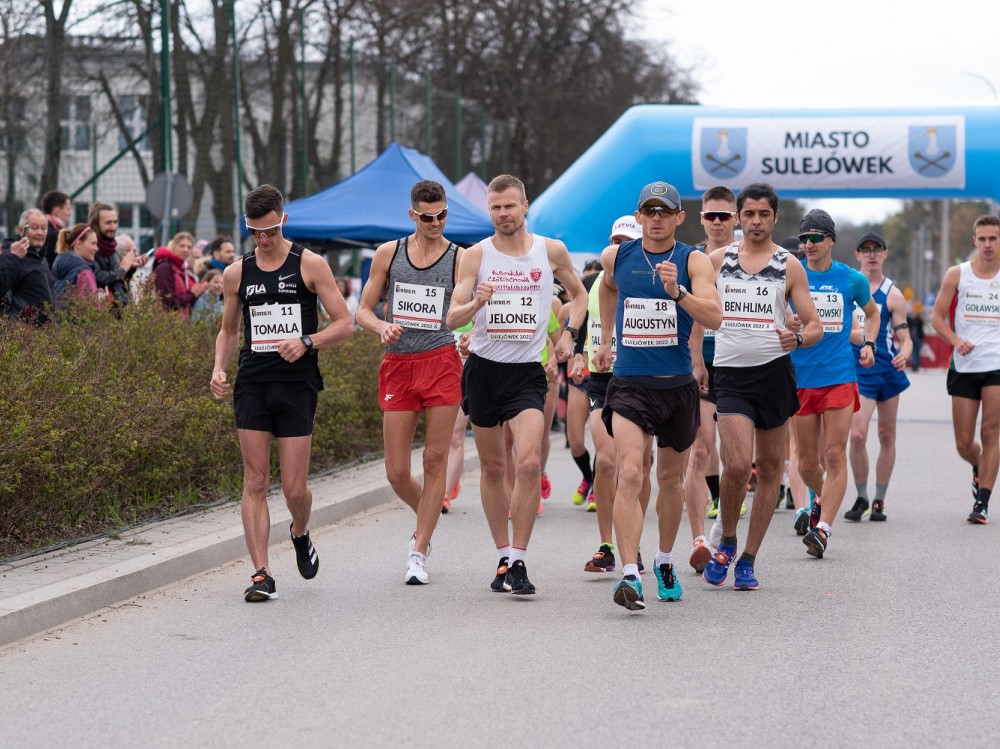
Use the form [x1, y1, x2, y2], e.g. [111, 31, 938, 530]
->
[708, 497, 720, 519]
[637, 551, 646, 575]
[746, 464, 757, 493]
[585, 544, 616, 573]
[739, 500, 747, 518]
[844, 497, 870, 522]
[733, 560, 759, 591]
[537, 500, 544, 516]
[793, 508, 810, 536]
[703, 543, 736, 587]
[785, 488, 795, 510]
[540, 472, 552, 500]
[709, 519, 723, 549]
[870, 500, 887, 522]
[585, 487, 597, 512]
[441, 496, 451, 514]
[968, 501, 989, 525]
[689, 537, 712, 573]
[613, 575, 645, 610]
[809, 494, 822, 530]
[405, 554, 429, 585]
[572, 480, 592, 506]
[505, 560, 536, 595]
[244, 568, 276, 602]
[290, 523, 319, 580]
[654, 563, 682, 601]
[804, 526, 830, 558]
[491, 557, 511, 592]
[408, 535, 432, 557]
[450, 481, 460, 500]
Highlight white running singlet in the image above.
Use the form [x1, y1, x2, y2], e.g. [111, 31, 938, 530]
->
[954, 261, 1000, 373]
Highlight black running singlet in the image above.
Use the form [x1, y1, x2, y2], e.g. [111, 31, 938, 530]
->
[237, 244, 323, 387]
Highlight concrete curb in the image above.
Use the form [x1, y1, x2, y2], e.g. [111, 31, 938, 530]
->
[0, 446, 479, 649]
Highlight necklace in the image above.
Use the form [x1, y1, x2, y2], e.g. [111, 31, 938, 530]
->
[640, 245, 675, 285]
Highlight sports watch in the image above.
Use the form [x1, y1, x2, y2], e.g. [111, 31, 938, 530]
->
[301, 334, 314, 351]
[671, 285, 688, 302]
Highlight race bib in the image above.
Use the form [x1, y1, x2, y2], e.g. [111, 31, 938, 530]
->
[392, 282, 444, 330]
[249, 303, 303, 352]
[486, 293, 540, 341]
[621, 297, 677, 347]
[854, 302, 882, 328]
[589, 317, 617, 359]
[703, 327, 716, 339]
[963, 289, 1000, 326]
[811, 291, 845, 333]
[720, 280, 776, 330]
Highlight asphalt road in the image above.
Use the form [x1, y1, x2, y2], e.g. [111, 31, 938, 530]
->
[1, 369, 998, 748]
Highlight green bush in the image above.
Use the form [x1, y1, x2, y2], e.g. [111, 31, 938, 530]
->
[0, 295, 384, 559]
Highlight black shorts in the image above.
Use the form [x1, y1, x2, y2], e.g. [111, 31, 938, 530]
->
[701, 362, 717, 404]
[233, 380, 318, 437]
[461, 353, 547, 428]
[602, 377, 700, 452]
[587, 372, 613, 412]
[714, 355, 799, 430]
[947, 368, 1000, 400]
[569, 375, 590, 394]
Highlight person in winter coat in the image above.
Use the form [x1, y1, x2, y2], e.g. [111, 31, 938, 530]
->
[151, 232, 208, 316]
[51, 223, 102, 303]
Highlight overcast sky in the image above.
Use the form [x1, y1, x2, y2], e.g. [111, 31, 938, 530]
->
[636, 0, 1000, 225]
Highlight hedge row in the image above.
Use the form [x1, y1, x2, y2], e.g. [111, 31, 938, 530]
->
[0, 296, 384, 560]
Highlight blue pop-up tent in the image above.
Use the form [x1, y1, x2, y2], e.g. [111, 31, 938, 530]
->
[277, 143, 494, 246]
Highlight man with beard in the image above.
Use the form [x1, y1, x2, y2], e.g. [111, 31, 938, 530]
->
[448, 174, 587, 595]
[87, 202, 143, 305]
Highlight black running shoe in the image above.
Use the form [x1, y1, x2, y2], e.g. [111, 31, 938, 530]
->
[491, 557, 511, 592]
[637, 551, 646, 575]
[870, 500, 887, 521]
[844, 497, 869, 522]
[968, 501, 989, 525]
[809, 495, 822, 529]
[785, 487, 795, 510]
[504, 560, 536, 595]
[584, 544, 616, 573]
[803, 527, 830, 558]
[290, 522, 319, 579]
[793, 508, 810, 536]
[244, 568, 277, 602]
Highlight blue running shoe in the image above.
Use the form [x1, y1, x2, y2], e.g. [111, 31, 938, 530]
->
[703, 543, 736, 587]
[654, 563, 682, 601]
[733, 560, 759, 591]
[613, 575, 645, 610]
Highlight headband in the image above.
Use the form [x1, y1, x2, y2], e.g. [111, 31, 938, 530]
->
[71, 226, 91, 249]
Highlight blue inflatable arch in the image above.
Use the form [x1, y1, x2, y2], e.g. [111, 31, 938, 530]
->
[528, 104, 1000, 254]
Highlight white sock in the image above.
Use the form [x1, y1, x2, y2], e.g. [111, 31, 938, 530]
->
[510, 547, 526, 564]
[817, 521, 832, 534]
[622, 563, 640, 578]
[654, 550, 673, 567]
[497, 545, 512, 563]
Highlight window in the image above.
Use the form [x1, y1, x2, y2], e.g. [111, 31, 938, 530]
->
[118, 95, 150, 151]
[60, 95, 91, 151]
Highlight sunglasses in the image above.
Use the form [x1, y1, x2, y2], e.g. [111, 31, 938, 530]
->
[413, 207, 448, 223]
[798, 233, 828, 244]
[639, 205, 679, 217]
[245, 213, 285, 239]
[701, 211, 735, 222]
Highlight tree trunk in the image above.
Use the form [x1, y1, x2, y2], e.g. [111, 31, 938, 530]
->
[37, 0, 73, 204]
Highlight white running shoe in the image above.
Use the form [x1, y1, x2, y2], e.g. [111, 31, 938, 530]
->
[408, 534, 431, 557]
[709, 519, 723, 549]
[405, 554, 429, 585]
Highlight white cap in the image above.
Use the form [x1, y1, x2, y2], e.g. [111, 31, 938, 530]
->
[609, 215, 641, 241]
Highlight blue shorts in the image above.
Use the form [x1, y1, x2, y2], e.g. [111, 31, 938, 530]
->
[856, 367, 910, 402]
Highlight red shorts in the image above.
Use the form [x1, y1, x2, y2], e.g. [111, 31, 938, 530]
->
[379, 344, 462, 411]
[796, 382, 860, 416]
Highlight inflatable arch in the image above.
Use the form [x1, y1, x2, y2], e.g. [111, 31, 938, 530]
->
[529, 104, 1000, 253]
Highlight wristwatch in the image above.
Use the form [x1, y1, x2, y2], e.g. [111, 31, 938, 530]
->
[671, 285, 688, 302]
[564, 325, 579, 338]
[301, 334, 314, 351]
[863, 340, 876, 353]
[794, 332, 804, 348]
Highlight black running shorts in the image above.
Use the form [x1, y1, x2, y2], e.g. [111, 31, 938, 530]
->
[461, 353, 547, 428]
[602, 376, 700, 452]
[714, 355, 799, 430]
[233, 380, 319, 437]
[947, 368, 1000, 400]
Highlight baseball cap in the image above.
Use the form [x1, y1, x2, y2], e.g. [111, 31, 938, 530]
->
[856, 231, 887, 251]
[798, 209, 836, 241]
[638, 181, 682, 211]
[609, 215, 642, 241]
